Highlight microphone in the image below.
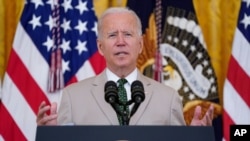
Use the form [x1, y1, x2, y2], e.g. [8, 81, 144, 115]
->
[104, 81, 119, 110]
[104, 81, 129, 125]
[131, 80, 145, 104]
[130, 80, 145, 117]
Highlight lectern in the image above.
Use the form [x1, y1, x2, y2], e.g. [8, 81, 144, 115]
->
[36, 125, 215, 141]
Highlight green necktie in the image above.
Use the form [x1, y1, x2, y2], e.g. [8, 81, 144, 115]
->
[117, 78, 129, 125]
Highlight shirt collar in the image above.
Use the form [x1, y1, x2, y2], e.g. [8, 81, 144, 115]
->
[106, 68, 138, 85]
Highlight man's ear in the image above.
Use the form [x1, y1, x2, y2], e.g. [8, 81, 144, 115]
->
[139, 36, 144, 54]
[97, 39, 104, 56]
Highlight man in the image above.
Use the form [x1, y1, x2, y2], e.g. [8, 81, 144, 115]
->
[37, 7, 213, 126]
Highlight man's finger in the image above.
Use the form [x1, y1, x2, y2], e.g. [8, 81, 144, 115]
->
[193, 105, 202, 120]
[208, 104, 214, 119]
[37, 114, 57, 125]
[50, 102, 57, 114]
[206, 104, 214, 126]
[37, 105, 50, 118]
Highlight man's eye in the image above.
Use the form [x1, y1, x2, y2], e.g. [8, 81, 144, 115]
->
[124, 33, 132, 36]
[108, 34, 116, 38]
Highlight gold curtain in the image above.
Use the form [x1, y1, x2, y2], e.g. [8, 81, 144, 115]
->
[0, 0, 4, 81]
[0, 0, 24, 81]
[193, 0, 241, 105]
[93, 0, 127, 18]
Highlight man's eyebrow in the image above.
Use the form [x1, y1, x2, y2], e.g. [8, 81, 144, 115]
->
[107, 31, 118, 34]
[106, 30, 134, 35]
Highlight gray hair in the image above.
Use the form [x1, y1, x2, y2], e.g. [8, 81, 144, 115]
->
[97, 7, 142, 39]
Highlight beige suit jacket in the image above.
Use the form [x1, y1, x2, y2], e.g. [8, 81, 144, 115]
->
[58, 70, 186, 125]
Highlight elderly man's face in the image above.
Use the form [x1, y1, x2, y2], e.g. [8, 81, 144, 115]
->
[97, 12, 143, 72]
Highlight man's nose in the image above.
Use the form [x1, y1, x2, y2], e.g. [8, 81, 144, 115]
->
[117, 34, 126, 44]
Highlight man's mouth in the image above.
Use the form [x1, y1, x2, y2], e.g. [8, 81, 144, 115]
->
[115, 52, 128, 55]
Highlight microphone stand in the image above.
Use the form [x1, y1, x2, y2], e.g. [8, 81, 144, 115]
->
[116, 102, 130, 126]
[110, 97, 143, 126]
[110, 99, 142, 126]
[107, 98, 131, 126]
[130, 103, 140, 117]
[121, 105, 129, 125]
[121, 100, 142, 125]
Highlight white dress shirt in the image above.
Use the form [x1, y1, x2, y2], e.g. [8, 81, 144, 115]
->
[105, 68, 138, 102]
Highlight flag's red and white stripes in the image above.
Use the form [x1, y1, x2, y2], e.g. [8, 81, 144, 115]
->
[0, 23, 53, 141]
[223, 28, 250, 141]
[0, 21, 104, 141]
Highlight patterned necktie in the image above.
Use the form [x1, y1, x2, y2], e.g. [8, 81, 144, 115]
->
[117, 78, 129, 125]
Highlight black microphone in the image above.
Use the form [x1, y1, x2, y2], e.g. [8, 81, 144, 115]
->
[131, 80, 145, 104]
[130, 80, 145, 117]
[104, 81, 129, 125]
[104, 81, 119, 110]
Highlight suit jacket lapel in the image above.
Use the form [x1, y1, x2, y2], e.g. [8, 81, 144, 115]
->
[129, 71, 153, 125]
[91, 70, 119, 125]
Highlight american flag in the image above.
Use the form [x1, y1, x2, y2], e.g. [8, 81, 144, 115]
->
[223, 0, 250, 140]
[0, 0, 105, 140]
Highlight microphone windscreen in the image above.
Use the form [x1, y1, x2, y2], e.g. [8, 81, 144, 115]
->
[131, 80, 145, 103]
[104, 81, 118, 104]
